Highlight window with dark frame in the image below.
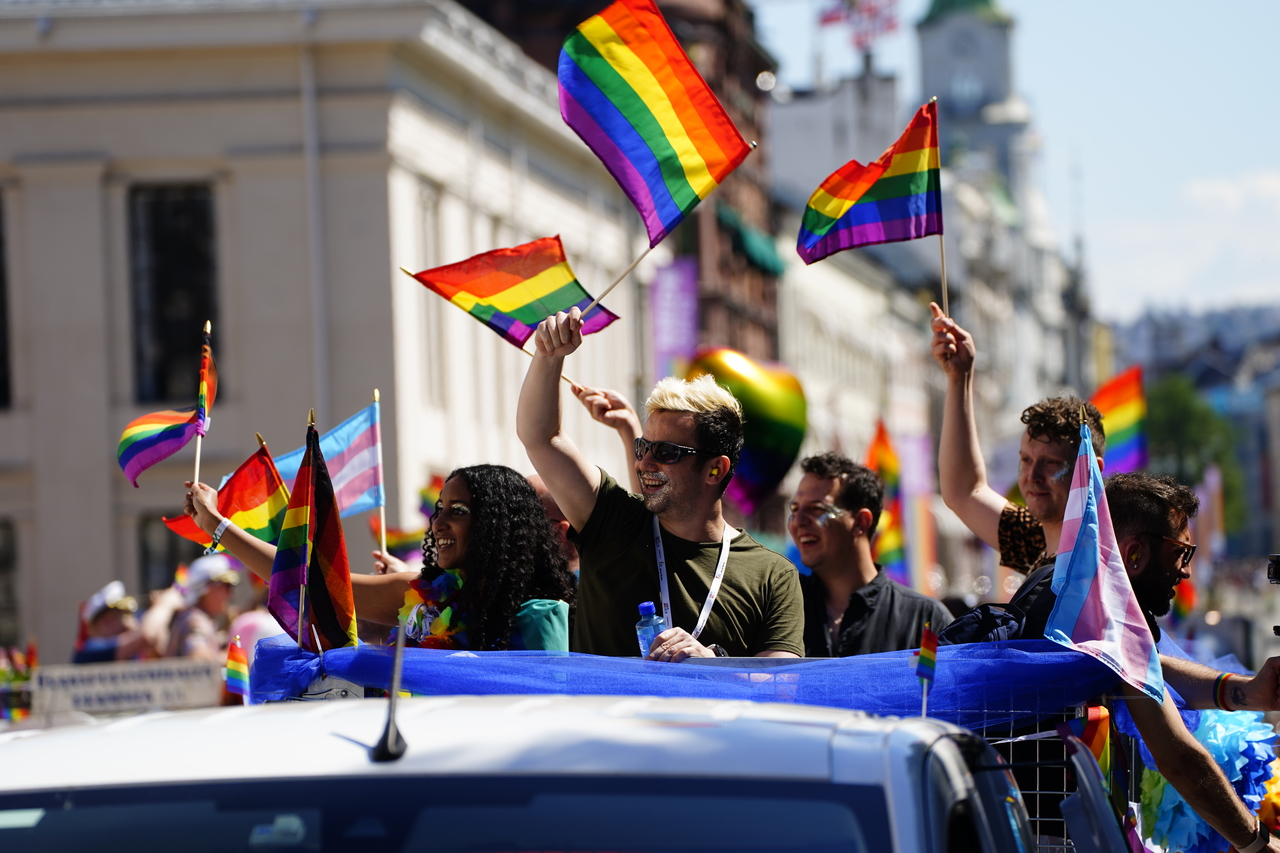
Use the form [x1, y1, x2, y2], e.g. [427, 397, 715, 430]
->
[0, 521, 18, 648]
[129, 185, 217, 404]
[137, 514, 204, 598]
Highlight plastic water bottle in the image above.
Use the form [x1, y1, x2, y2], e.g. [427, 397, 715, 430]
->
[636, 601, 667, 657]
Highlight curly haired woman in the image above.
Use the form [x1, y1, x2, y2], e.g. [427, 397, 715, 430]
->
[183, 464, 575, 651]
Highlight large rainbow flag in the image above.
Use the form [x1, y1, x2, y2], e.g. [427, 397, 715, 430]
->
[164, 444, 290, 549]
[558, 0, 751, 247]
[865, 420, 909, 587]
[798, 101, 941, 265]
[1045, 420, 1163, 702]
[118, 325, 218, 487]
[411, 237, 619, 348]
[1091, 365, 1147, 474]
[268, 424, 358, 652]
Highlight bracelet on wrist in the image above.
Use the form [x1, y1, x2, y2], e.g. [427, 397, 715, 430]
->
[1213, 672, 1233, 711]
[204, 518, 232, 556]
[1239, 819, 1270, 853]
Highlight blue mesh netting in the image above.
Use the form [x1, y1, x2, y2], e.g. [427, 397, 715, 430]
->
[250, 637, 1119, 730]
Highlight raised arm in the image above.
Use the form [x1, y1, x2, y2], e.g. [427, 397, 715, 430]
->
[572, 383, 642, 494]
[516, 308, 602, 532]
[930, 303, 1007, 548]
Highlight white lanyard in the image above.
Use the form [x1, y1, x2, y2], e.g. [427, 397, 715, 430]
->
[652, 515, 731, 640]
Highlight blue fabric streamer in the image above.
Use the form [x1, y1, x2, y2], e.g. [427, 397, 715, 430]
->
[249, 637, 1120, 730]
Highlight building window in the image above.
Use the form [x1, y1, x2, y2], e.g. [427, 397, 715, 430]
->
[138, 514, 204, 597]
[418, 179, 445, 408]
[0, 198, 12, 410]
[130, 185, 218, 404]
[0, 521, 17, 647]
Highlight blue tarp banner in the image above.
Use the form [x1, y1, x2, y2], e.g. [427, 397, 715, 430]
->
[250, 637, 1120, 730]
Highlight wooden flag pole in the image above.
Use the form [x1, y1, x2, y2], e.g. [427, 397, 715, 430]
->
[928, 98, 950, 318]
[193, 320, 211, 486]
[374, 388, 388, 559]
[297, 407, 315, 652]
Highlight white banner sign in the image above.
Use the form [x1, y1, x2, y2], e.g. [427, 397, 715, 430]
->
[32, 659, 223, 715]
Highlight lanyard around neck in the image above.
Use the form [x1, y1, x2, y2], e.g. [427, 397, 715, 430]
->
[652, 514, 732, 641]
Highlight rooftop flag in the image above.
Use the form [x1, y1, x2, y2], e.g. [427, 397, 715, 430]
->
[268, 424, 358, 652]
[118, 325, 219, 486]
[558, 0, 751, 247]
[865, 420, 909, 587]
[798, 100, 941, 265]
[273, 403, 383, 518]
[1090, 365, 1147, 474]
[165, 444, 290, 549]
[1045, 420, 1163, 702]
[410, 237, 618, 349]
[224, 635, 249, 696]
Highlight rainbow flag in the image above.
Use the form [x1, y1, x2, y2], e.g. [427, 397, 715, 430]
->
[419, 474, 446, 518]
[268, 424, 358, 652]
[368, 516, 424, 561]
[411, 237, 619, 348]
[1046, 420, 1163, 702]
[915, 622, 938, 683]
[1091, 365, 1147, 474]
[798, 101, 941, 265]
[224, 635, 249, 696]
[1056, 705, 1111, 782]
[558, 0, 751, 247]
[118, 325, 219, 486]
[164, 445, 291, 548]
[1171, 577, 1196, 627]
[865, 420, 909, 587]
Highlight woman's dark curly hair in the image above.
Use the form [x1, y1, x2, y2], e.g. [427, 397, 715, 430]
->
[420, 464, 576, 651]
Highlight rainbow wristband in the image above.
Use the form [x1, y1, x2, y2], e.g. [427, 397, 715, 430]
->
[1213, 672, 1232, 711]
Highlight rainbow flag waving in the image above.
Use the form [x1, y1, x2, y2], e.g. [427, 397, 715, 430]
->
[865, 420, 908, 587]
[1045, 420, 1163, 702]
[224, 635, 249, 696]
[368, 516, 424, 562]
[1091, 365, 1147, 474]
[268, 424, 358, 652]
[915, 622, 938, 683]
[118, 324, 219, 487]
[798, 101, 941, 265]
[558, 0, 751, 247]
[164, 444, 290, 549]
[411, 237, 618, 349]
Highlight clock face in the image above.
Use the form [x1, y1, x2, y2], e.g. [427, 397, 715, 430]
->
[950, 70, 983, 107]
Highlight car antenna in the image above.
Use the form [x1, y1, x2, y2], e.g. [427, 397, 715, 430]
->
[371, 615, 408, 762]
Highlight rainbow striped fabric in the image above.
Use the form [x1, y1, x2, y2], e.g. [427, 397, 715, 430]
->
[798, 101, 941, 265]
[268, 425, 358, 652]
[1091, 365, 1147, 474]
[412, 237, 618, 348]
[1045, 421, 1163, 702]
[118, 327, 218, 487]
[1056, 705, 1111, 780]
[915, 623, 938, 683]
[419, 474, 445, 518]
[865, 420, 908, 587]
[274, 403, 383, 518]
[164, 445, 290, 548]
[558, 0, 751, 247]
[224, 635, 249, 696]
[368, 515, 424, 561]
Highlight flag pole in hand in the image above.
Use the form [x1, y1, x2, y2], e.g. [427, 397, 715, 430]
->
[374, 388, 387, 560]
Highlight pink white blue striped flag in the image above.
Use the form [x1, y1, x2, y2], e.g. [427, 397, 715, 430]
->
[1045, 422, 1163, 702]
[273, 403, 383, 518]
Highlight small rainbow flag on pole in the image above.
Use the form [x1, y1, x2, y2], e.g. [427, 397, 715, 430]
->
[368, 516, 424, 562]
[915, 622, 938, 717]
[798, 101, 941, 265]
[1090, 365, 1147, 474]
[1056, 705, 1111, 785]
[164, 443, 290, 549]
[117, 324, 218, 487]
[419, 474, 446, 519]
[558, 0, 751, 247]
[865, 420, 909, 587]
[410, 237, 619, 349]
[224, 634, 249, 696]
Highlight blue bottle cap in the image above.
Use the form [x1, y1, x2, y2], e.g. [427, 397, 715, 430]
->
[638, 601, 656, 616]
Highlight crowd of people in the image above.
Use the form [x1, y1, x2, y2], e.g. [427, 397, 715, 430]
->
[72, 302, 1280, 852]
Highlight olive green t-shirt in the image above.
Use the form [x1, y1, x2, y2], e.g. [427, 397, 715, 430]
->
[569, 470, 805, 658]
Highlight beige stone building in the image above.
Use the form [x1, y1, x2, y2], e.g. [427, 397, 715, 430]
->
[0, 0, 644, 662]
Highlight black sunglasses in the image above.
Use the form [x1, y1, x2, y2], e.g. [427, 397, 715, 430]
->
[633, 437, 708, 465]
[1141, 533, 1196, 569]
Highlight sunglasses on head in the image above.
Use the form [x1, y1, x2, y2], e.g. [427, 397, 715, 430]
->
[633, 437, 709, 465]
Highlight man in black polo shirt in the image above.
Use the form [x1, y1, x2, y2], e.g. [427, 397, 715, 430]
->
[789, 452, 952, 656]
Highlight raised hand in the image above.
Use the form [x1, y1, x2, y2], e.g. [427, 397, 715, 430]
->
[183, 481, 223, 537]
[572, 384, 641, 434]
[929, 302, 975, 381]
[534, 307, 584, 360]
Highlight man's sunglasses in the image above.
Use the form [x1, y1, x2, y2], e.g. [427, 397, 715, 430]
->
[1142, 533, 1197, 569]
[633, 437, 709, 465]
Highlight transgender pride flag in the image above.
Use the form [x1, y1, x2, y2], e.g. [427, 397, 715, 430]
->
[1044, 422, 1163, 702]
[274, 403, 383, 518]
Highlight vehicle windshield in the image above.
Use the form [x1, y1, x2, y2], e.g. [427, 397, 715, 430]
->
[0, 775, 890, 852]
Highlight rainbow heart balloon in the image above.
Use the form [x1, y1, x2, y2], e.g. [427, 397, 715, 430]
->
[686, 347, 807, 516]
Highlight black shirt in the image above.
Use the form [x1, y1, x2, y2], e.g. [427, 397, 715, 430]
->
[1011, 562, 1162, 642]
[800, 567, 954, 657]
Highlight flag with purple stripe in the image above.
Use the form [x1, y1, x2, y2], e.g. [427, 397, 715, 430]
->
[273, 403, 383, 518]
[1044, 422, 1163, 702]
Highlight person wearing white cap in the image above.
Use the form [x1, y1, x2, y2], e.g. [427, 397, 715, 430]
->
[72, 581, 147, 664]
[165, 554, 240, 660]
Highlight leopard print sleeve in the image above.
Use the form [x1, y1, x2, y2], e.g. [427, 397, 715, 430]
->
[997, 502, 1048, 574]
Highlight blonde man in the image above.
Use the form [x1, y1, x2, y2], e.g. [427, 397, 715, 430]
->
[517, 308, 803, 660]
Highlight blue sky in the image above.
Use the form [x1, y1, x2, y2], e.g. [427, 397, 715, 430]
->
[747, 0, 1280, 322]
